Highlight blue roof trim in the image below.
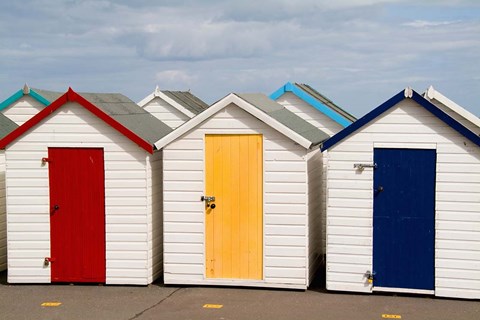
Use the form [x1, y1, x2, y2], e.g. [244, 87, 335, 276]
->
[0, 88, 52, 112]
[0, 90, 24, 111]
[29, 89, 51, 106]
[322, 89, 480, 151]
[269, 82, 352, 128]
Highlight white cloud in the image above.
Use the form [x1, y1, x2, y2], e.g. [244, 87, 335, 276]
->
[0, 0, 479, 116]
[155, 69, 197, 85]
[403, 20, 459, 27]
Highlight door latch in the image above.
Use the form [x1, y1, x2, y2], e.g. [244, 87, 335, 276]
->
[201, 196, 216, 209]
[44, 257, 55, 267]
[365, 270, 376, 284]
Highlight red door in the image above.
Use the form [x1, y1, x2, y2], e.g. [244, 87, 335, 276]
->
[48, 148, 106, 283]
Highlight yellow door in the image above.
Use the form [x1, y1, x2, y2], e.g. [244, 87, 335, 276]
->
[205, 134, 263, 280]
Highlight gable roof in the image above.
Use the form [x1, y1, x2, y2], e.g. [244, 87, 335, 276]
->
[155, 93, 329, 150]
[322, 87, 480, 151]
[424, 85, 480, 129]
[0, 84, 62, 111]
[0, 113, 18, 139]
[0, 88, 172, 153]
[270, 82, 356, 127]
[138, 86, 209, 117]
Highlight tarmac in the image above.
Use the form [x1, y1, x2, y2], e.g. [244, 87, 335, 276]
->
[0, 270, 478, 320]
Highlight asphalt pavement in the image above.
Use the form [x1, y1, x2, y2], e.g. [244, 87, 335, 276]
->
[0, 271, 478, 320]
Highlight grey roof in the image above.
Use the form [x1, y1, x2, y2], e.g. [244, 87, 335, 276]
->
[235, 93, 330, 146]
[0, 113, 19, 139]
[294, 83, 357, 122]
[30, 88, 63, 102]
[162, 91, 209, 114]
[80, 92, 173, 145]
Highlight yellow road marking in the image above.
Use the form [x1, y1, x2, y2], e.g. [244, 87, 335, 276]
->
[41, 302, 62, 307]
[203, 304, 223, 309]
[382, 314, 401, 319]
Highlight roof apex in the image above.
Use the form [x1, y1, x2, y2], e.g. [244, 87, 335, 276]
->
[22, 83, 30, 94]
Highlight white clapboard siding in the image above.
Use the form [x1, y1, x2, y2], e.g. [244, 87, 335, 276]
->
[5, 102, 153, 285]
[163, 104, 311, 289]
[307, 148, 323, 283]
[326, 98, 480, 299]
[430, 99, 480, 135]
[0, 151, 6, 271]
[143, 97, 190, 129]
[2, 96, 46, 125]
[274, 92, 345, 263]
[147, 151, 163, 283]
[275, 92, 344, 136]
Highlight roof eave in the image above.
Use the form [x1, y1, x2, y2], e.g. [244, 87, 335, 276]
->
[424, 85, 480, 129]
[269, 82, 353, 127]
[322, 88, 480, 151]
[155, 93, 314, 150]
[0, 88, 155, 154]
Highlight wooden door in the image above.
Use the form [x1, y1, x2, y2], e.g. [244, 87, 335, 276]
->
[49, 148, 106, 283]
[373, 148, 436, 290]
[205, 134, 263, 280]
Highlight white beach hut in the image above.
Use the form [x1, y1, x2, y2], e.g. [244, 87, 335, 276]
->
[155, 93, 330, 289]
[138, 86, 209, 129]
[0, 88, 172, 285]
[322, 87, 480, 299]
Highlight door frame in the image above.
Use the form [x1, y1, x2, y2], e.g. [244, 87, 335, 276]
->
[371, 144, 437, 294]
[48, 146, 106, 283]
[202, 133, 266, 281]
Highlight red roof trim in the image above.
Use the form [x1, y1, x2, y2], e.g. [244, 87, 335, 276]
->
[0, 88, 154, 153]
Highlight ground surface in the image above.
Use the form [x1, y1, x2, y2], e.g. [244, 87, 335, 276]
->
[0, 271, 478, 320]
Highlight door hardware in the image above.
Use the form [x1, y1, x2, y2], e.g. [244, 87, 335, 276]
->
[201, 196, 216, 208]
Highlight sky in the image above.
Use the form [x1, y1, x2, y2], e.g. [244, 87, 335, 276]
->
[0, 0, 479, 117]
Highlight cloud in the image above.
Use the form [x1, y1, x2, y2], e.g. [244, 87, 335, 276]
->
[155, 70, 197, 86]
[403, 20, 459, 27]
[0, 0, 479, 116]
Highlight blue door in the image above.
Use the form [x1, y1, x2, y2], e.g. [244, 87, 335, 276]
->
[373, 148, 436, 290]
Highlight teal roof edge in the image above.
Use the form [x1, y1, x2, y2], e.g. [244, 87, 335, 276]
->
[0, 90, 24, 111]
[269, 82, 352, 128]
[0, 88, 51, 112]
[29, 89, 52, 106]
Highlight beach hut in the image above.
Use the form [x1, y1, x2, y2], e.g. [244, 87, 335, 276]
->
[0, 88, 172, 285]
[137, 86, 209, 129]
[424, 85, 480, 133]
[322, 87, 480, 299]
[155, 93, 329, 289]
[0, 115, 18, 271]
[270, 82, 356, 135]
[0, 84, 62, 125]
[0, 85, 62, 272]
[271, 82, 357, 263]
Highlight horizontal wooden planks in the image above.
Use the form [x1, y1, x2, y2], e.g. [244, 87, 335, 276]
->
[163, 104, 309, 287]
[326, 98, 480, 298]
[275, 92, 344, 136]
[143, 97, 190, 129]
[5, 102, 152, 284]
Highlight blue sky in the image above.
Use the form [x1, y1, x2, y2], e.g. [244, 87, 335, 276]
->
[0, 0, 479, 117]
